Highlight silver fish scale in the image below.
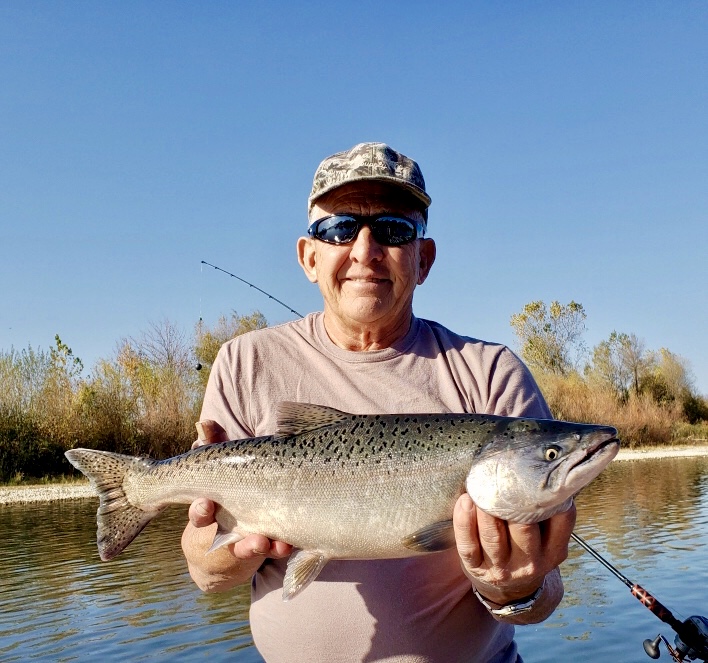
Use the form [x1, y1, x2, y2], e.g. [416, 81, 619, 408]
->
[123, 415, 496, 558]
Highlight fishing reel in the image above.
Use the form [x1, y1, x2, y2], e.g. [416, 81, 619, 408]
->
[571, 533, 708, 662]
[643, 615, 708, 661]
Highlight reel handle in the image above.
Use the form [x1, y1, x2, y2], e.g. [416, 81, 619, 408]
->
[644, 635, 662, 659]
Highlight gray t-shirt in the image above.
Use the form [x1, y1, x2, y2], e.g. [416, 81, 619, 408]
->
[201, 313, 556, 663]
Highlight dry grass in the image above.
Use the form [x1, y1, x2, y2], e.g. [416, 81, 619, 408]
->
[536, 372, 691, 448]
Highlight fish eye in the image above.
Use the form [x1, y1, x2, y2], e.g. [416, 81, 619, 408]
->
[544, 445, 562, 461]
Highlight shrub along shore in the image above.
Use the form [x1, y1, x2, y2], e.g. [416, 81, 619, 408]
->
[2, 311, 706, 485]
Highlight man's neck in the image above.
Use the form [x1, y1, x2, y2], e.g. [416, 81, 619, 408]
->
[322, 311, 413, 352]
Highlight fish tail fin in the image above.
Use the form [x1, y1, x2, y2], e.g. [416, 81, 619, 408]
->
[65, 448, 164, 561]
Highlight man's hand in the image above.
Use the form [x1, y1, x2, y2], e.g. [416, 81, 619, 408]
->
[453, 492, 576, 608]
[181, 420, 293, 593]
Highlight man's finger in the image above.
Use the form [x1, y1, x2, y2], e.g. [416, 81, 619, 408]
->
[473, 505, 511, 567]
[230, 535, 294, 560]
[540, 501, 577, 566]
[269, 539, 294, 559]
[453, 493, 483, 569]
[506, 520, 542, 563]
[189, 498, 216, 527]
[194, 419, 229, 446]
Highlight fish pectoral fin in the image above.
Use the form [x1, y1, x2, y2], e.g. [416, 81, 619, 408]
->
[282, 549, 330, 602]
[206, 504, 243, 554]
[207, 527, 245, 554]
[401, 520, 456, 553]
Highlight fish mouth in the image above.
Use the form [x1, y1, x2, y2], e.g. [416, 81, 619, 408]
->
[555, 431, 620, 495]
[570, 436, 620, 471]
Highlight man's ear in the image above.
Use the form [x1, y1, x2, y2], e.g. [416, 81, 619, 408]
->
[297, 237, 318, 283]
[417, 238, 436, 285]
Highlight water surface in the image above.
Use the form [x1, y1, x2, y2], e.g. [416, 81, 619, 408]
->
[2, 456, 708, 661]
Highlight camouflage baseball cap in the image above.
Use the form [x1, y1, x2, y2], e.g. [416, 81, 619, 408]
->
[308, 142, 431, 214]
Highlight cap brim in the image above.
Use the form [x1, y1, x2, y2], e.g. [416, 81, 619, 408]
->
[308, 174, 432, 212]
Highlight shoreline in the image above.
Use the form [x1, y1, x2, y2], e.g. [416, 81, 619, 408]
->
[2, 444, 708, 505]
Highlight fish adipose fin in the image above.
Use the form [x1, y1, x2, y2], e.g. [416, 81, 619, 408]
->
[65, 449, 163, 561]
[401, 520, 456, 553]
[276, 402, 352, 437]
[282, 549, 330, 601]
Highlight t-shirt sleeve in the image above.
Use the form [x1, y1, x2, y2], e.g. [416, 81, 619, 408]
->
[485, 347, 552, 419]
[199, 340, 255, 440]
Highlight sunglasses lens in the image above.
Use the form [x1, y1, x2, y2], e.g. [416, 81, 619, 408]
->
[312, 216, 360, 244]
[371, 217, 417, 245]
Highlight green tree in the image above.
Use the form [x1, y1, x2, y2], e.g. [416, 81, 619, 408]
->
[49, 334, 84, 378]
[0, 346, 50, 414]
[618, 332, 646, 396]
[641, 348, 695, 408]
[0, 337, 85, 480]
[75, 358, 140, 454]
[510, 300, 587, 375]
[38, 335, 85, 444]
[587, 331, 647, 399]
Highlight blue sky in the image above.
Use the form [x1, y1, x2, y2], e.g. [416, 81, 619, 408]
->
[1, 2, 707, 395]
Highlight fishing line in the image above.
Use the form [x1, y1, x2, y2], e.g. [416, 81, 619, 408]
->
[200, 260, 305, 319]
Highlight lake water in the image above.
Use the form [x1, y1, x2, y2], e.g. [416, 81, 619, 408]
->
[2, 456, 708, 662]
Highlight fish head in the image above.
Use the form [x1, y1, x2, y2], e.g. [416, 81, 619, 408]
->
[465, 419, 619, 524]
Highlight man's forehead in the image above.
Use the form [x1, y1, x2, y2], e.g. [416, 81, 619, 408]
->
[311, 181, 425, 216]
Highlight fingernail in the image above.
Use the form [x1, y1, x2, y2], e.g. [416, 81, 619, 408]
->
[194, 501, 209, 517]
[460, 493, 474, 512]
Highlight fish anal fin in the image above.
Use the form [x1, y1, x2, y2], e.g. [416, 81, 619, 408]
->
[282, 549, 329, 601]
[276, 402, 351, 437]
[401, 520, 456, 553]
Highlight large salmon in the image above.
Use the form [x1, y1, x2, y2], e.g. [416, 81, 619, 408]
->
[66, 402, 619, 600]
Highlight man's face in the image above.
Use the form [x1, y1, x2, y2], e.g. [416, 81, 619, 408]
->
[298, 182, 436, 337]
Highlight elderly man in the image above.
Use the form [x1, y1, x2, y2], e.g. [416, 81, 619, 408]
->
[181, 142, 576, 662]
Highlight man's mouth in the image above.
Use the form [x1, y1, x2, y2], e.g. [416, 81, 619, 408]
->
[344, 276, 390, 285]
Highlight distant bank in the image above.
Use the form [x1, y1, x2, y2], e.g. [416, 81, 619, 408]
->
[2, 445, 708, 505]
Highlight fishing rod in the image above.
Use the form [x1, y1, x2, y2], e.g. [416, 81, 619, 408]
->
[203, 259, 708, 659]
[571, 532, 708, 661]
[201, 260, 305, 319]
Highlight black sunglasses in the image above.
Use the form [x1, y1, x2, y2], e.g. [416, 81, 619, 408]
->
[307, 214, 426, 246]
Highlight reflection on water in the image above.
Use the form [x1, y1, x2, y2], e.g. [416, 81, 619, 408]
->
[2, 456, 708, 662]
[0, 502, 261, 662]
[516, 456, 708, 661]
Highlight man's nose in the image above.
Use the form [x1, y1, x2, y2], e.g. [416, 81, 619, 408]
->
[349, 225, 384, 262]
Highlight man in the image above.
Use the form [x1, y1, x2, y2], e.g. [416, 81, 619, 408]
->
[181, 142, 576, 662]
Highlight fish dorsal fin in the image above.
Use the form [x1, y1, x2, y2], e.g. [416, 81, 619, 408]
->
[282, 549, 330, 601]
[276, 402, 351, 437]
